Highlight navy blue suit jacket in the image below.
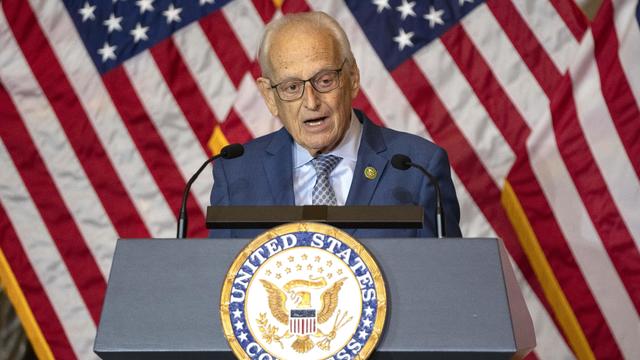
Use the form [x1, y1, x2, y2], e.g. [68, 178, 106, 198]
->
[210, 110, 462, 239]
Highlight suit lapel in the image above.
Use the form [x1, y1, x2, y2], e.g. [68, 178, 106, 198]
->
[346, 113, 389, 235]
[263, 128, 295, 205]
[262, 113, 389, 233]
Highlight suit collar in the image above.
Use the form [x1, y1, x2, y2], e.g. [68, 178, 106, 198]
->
[346, 110, 389, 205]
[264, 127, 295, 205]
[263, 111, 391, 228]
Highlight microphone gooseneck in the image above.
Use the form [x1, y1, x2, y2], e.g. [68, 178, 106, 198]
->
[177, 143, 244, 238]
[391, 154, 446, 238]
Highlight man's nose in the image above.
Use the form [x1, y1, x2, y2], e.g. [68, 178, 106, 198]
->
[302, 81, 320, 110]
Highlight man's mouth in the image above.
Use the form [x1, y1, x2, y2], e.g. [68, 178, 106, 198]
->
[303, 116, 329, 126]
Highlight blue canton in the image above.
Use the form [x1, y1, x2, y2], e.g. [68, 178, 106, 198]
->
[63, 0, 232, 74]
[347, 0, 484, 71]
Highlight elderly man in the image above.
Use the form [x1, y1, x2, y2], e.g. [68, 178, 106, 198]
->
[210, 11, 462, 239]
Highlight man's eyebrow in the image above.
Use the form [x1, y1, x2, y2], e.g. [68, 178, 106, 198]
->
[275, 66, 338, 83]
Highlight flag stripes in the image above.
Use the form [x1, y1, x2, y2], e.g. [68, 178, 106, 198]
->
[551, 73, 640, 313]
[101, 67, 198, 234]
[201, 10, 253, 88]
[123, 52, 212, 222]
[461, 5, 595, 342]
[294, 0, 639, 358]
[509, 0, 582, 71]
[592, 1, 640, 179]
[1, 0, 638, 358]
[487, 0, 568, 97]
[173, 23, 236, 122]
[222, 0, 269, 55]
[500, 182, 595, 360]
[441, 24, 530, 151]
[0, 206, 65, 360]
[0, 138, 96, 359]
[610, 1, 640, 106]
[0, 22, 109, 332]
[547, 0, 589, 39]
[1, 0, 277, 357]
[464, 2, 632, 356]
[414, 38, 516, 186]
[151, 38, 218, 149]
[3, 0, 151, 242]
[25, 0, 178, 238]
[302, 1, 571, 358]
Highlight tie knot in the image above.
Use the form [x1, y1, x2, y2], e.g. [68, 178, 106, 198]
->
[312, 154, 342, 175]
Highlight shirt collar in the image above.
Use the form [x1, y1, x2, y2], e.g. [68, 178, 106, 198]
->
[293, 110, 363, 168]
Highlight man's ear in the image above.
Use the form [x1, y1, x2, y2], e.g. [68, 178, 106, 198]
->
[348, 61, 361, 99]
[257, 77, 279, 117]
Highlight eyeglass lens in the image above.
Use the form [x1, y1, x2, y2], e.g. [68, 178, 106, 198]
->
[275, 69, 341, 101]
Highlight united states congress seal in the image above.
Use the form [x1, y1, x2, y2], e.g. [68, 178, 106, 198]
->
[220, 223, 387, 359]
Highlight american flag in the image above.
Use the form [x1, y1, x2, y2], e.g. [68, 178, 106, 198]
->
[0, 0, 638, 359]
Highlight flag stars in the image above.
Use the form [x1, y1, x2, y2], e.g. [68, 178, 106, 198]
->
[364, 306, 374, 317]
[78, 2, 96, 22]
[393, 28, 414, 51]
[238, 331, 248, 343]
[372, 0, 390, 13]
[98, 42, 117, 62]
[200, 0, 215, 4]
[163, 4, 183, 24]
[136, 0, 154, 14]
[423, 6, 444, 28]
[232, 308, 243, 319]
[130, 23, 149, 42]
[459, 0, 474, 5]
[395, 0, 416, 21]
[103, 13, 123, 33]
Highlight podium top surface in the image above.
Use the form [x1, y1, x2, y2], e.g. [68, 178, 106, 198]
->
[95, 237, 534, 359]
[206, 205, 423, 229]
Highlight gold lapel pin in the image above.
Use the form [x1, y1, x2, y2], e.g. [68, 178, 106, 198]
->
[364, 166, 377, 180]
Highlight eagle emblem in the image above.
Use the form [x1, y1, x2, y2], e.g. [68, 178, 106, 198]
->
[220, 223, 387, 359]
[258, 276, 351, 353]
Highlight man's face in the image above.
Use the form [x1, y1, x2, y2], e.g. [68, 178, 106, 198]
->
[257, 25, 360, 155]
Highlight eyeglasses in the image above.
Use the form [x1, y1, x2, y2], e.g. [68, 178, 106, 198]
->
[269, 59, 347, 101]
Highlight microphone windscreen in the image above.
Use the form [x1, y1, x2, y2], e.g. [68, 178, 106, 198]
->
[391, 154, 412, 170]
[220, 143, 244, 159]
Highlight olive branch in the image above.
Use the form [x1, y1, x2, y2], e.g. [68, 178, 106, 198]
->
[256, 313, 290, 349]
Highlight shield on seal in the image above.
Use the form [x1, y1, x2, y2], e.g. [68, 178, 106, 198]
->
[289, 309, 316, 335]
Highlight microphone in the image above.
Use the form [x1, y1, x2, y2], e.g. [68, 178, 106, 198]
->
[177, 143, 244, 238]
[391, 154, 446, 238]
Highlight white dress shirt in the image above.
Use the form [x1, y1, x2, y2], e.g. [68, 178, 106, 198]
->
[292, 111, 363, 205]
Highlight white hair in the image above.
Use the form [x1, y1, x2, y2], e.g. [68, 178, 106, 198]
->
[257, 11, 355, 78]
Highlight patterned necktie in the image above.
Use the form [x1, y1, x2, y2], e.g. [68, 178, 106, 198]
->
[311, 154, 342, 205]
